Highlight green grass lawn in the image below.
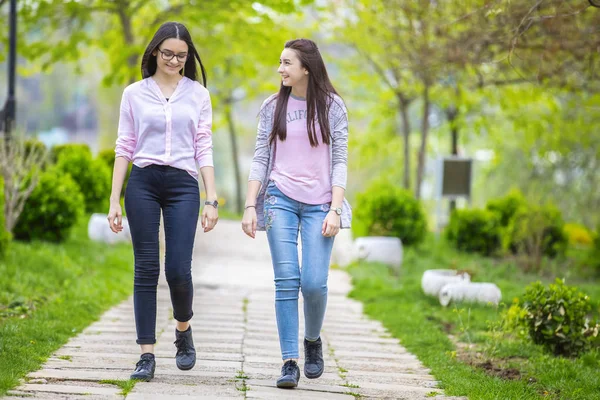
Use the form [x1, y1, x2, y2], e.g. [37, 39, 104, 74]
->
[0, 217, 134, 396]
[347, 237, 600, 400]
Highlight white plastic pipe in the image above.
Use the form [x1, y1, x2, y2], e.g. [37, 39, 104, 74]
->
[421, 269, 471, 297]
[439, 282, 502, 307]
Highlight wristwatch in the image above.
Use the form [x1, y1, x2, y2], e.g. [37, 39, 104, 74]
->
[331, 207, 342, 216]
[205, 200, 219, 208]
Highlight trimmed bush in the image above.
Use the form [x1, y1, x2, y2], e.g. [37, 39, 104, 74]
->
[50, 143, 91, 163]
[97, 148, 115, 171]
[486, 189, 527, 227]
[0, 176, 11, 258]
[504, 203, 568, 259]
[446, 209, 502, 256]
[13, 168, 85, 242]
[97, 148, 131, 197]
[23, 140, 48, 167]
[56, 151, 111, 213]
[520, 279, 599, 357]
[564, 223, 593, 247]
[354, 180, 427, 246]
[586, 228, 600, 275]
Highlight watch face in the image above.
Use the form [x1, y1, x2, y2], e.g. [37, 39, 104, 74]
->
[335, 207, 342, 215]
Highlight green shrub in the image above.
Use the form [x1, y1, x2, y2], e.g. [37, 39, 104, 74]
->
[97, 148, 131, 197]
[56, 151, 111, 213]
[446, 209, 502, 256]
[504, 204, 568, 260]
[0, 176, 11, 258]
[564, 223, 594, 247]
[23, 140, 49, 167]
[353, 180, 427, 246]
[13, 168, 85, 242]
[486, 189, 527, 227]
[50, 143, 91, 163]
[97, 149, 115, 171]
[521, 279, 599, 357]
[586, 228, 600, 275]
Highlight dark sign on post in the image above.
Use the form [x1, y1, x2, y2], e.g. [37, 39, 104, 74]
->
[440, 158, 472, 198]
[436, 156, 474, 231]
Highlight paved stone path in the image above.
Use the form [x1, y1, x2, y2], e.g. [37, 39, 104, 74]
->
[5, 221, 464, 400]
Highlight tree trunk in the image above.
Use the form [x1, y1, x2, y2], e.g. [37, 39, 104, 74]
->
[415, 84, 430, 199]
[116, 7, 137, 84]
[397, 93, 411, 191]
[225, 102, 243, 215]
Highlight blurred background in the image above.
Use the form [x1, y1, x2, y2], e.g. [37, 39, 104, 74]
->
[0, 0, 598, 227]
[2, 3, 600, 398]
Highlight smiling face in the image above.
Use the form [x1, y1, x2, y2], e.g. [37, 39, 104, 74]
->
[152, 38, 189, 77]
[278, 48, 308, 88]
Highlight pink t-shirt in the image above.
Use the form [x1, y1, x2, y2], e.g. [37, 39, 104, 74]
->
[270, 95, 331, 204]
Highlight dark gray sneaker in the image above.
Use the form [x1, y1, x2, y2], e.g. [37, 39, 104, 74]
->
[304, 337, 324, 379]
[130, 353, 155, 381]
[276, 360, 300, 388]
[174, 326, 196, 370]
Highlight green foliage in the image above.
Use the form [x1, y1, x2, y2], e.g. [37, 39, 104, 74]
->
[353, 180, 427, 246]
[564, 223, 594, 247]
[520, 279, 599, 357]
[50, 143, 92, 164]
[486, 189, 527, 227]
[0, 219, 133, 395]
[587, 228, 600, 276]
[56, 150, 111, 213]
[504, 204, 568, 261]
[0, 177, 11, 258]
[97, 148, 131, 197]
[96, 148, 115, 171]
[446, 209, 502, 256]
[13, 168, 85, 242]
[23, 140, 49, 168]
[347, 237, 600, 399]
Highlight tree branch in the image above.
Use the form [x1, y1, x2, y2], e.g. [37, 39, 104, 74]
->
[150, 4, 185, 28]
[352, 44, 397, 91]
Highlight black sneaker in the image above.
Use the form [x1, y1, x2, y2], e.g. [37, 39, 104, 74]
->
[304, 337, 324, 379]
[130, 353, 155, 381]
[174, 326, 196, 370]
[276, 360, 300, 388]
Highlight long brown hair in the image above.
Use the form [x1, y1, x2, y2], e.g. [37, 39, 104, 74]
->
[269, 39, 340, 147]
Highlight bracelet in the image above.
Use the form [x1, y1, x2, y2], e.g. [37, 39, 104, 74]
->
[245, 205, 256, 209]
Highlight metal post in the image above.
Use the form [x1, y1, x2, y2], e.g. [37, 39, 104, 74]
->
[2, 0, 17, 140]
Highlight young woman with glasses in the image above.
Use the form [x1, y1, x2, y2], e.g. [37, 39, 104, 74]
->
[107, 21, 219, 381]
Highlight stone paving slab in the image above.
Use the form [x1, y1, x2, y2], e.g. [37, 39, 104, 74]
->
[5, 221, 465, 400]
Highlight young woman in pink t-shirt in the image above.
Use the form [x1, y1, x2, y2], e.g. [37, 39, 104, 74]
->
[107, 22, 219, 382]
[242, 39, 351, 389]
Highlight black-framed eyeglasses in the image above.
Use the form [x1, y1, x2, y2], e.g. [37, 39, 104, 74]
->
[157, 49, 188, 63]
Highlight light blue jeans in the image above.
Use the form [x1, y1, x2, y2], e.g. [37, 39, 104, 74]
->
[264, 181, 335, 360]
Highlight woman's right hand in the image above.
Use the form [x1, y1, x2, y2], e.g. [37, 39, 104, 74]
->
[107, 199, 123, 234]
[241, 206, 257, 238]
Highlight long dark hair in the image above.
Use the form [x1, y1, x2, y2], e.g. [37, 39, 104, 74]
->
[269, 39, 340, 147]
[141, 22, 207, 86]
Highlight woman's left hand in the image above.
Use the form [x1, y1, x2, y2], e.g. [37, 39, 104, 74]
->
[202, 205, 219, 233]
[322, 211, 340, 237]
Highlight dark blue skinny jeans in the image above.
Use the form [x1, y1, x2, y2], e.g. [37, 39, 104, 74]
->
[124, 164, 200, 345]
